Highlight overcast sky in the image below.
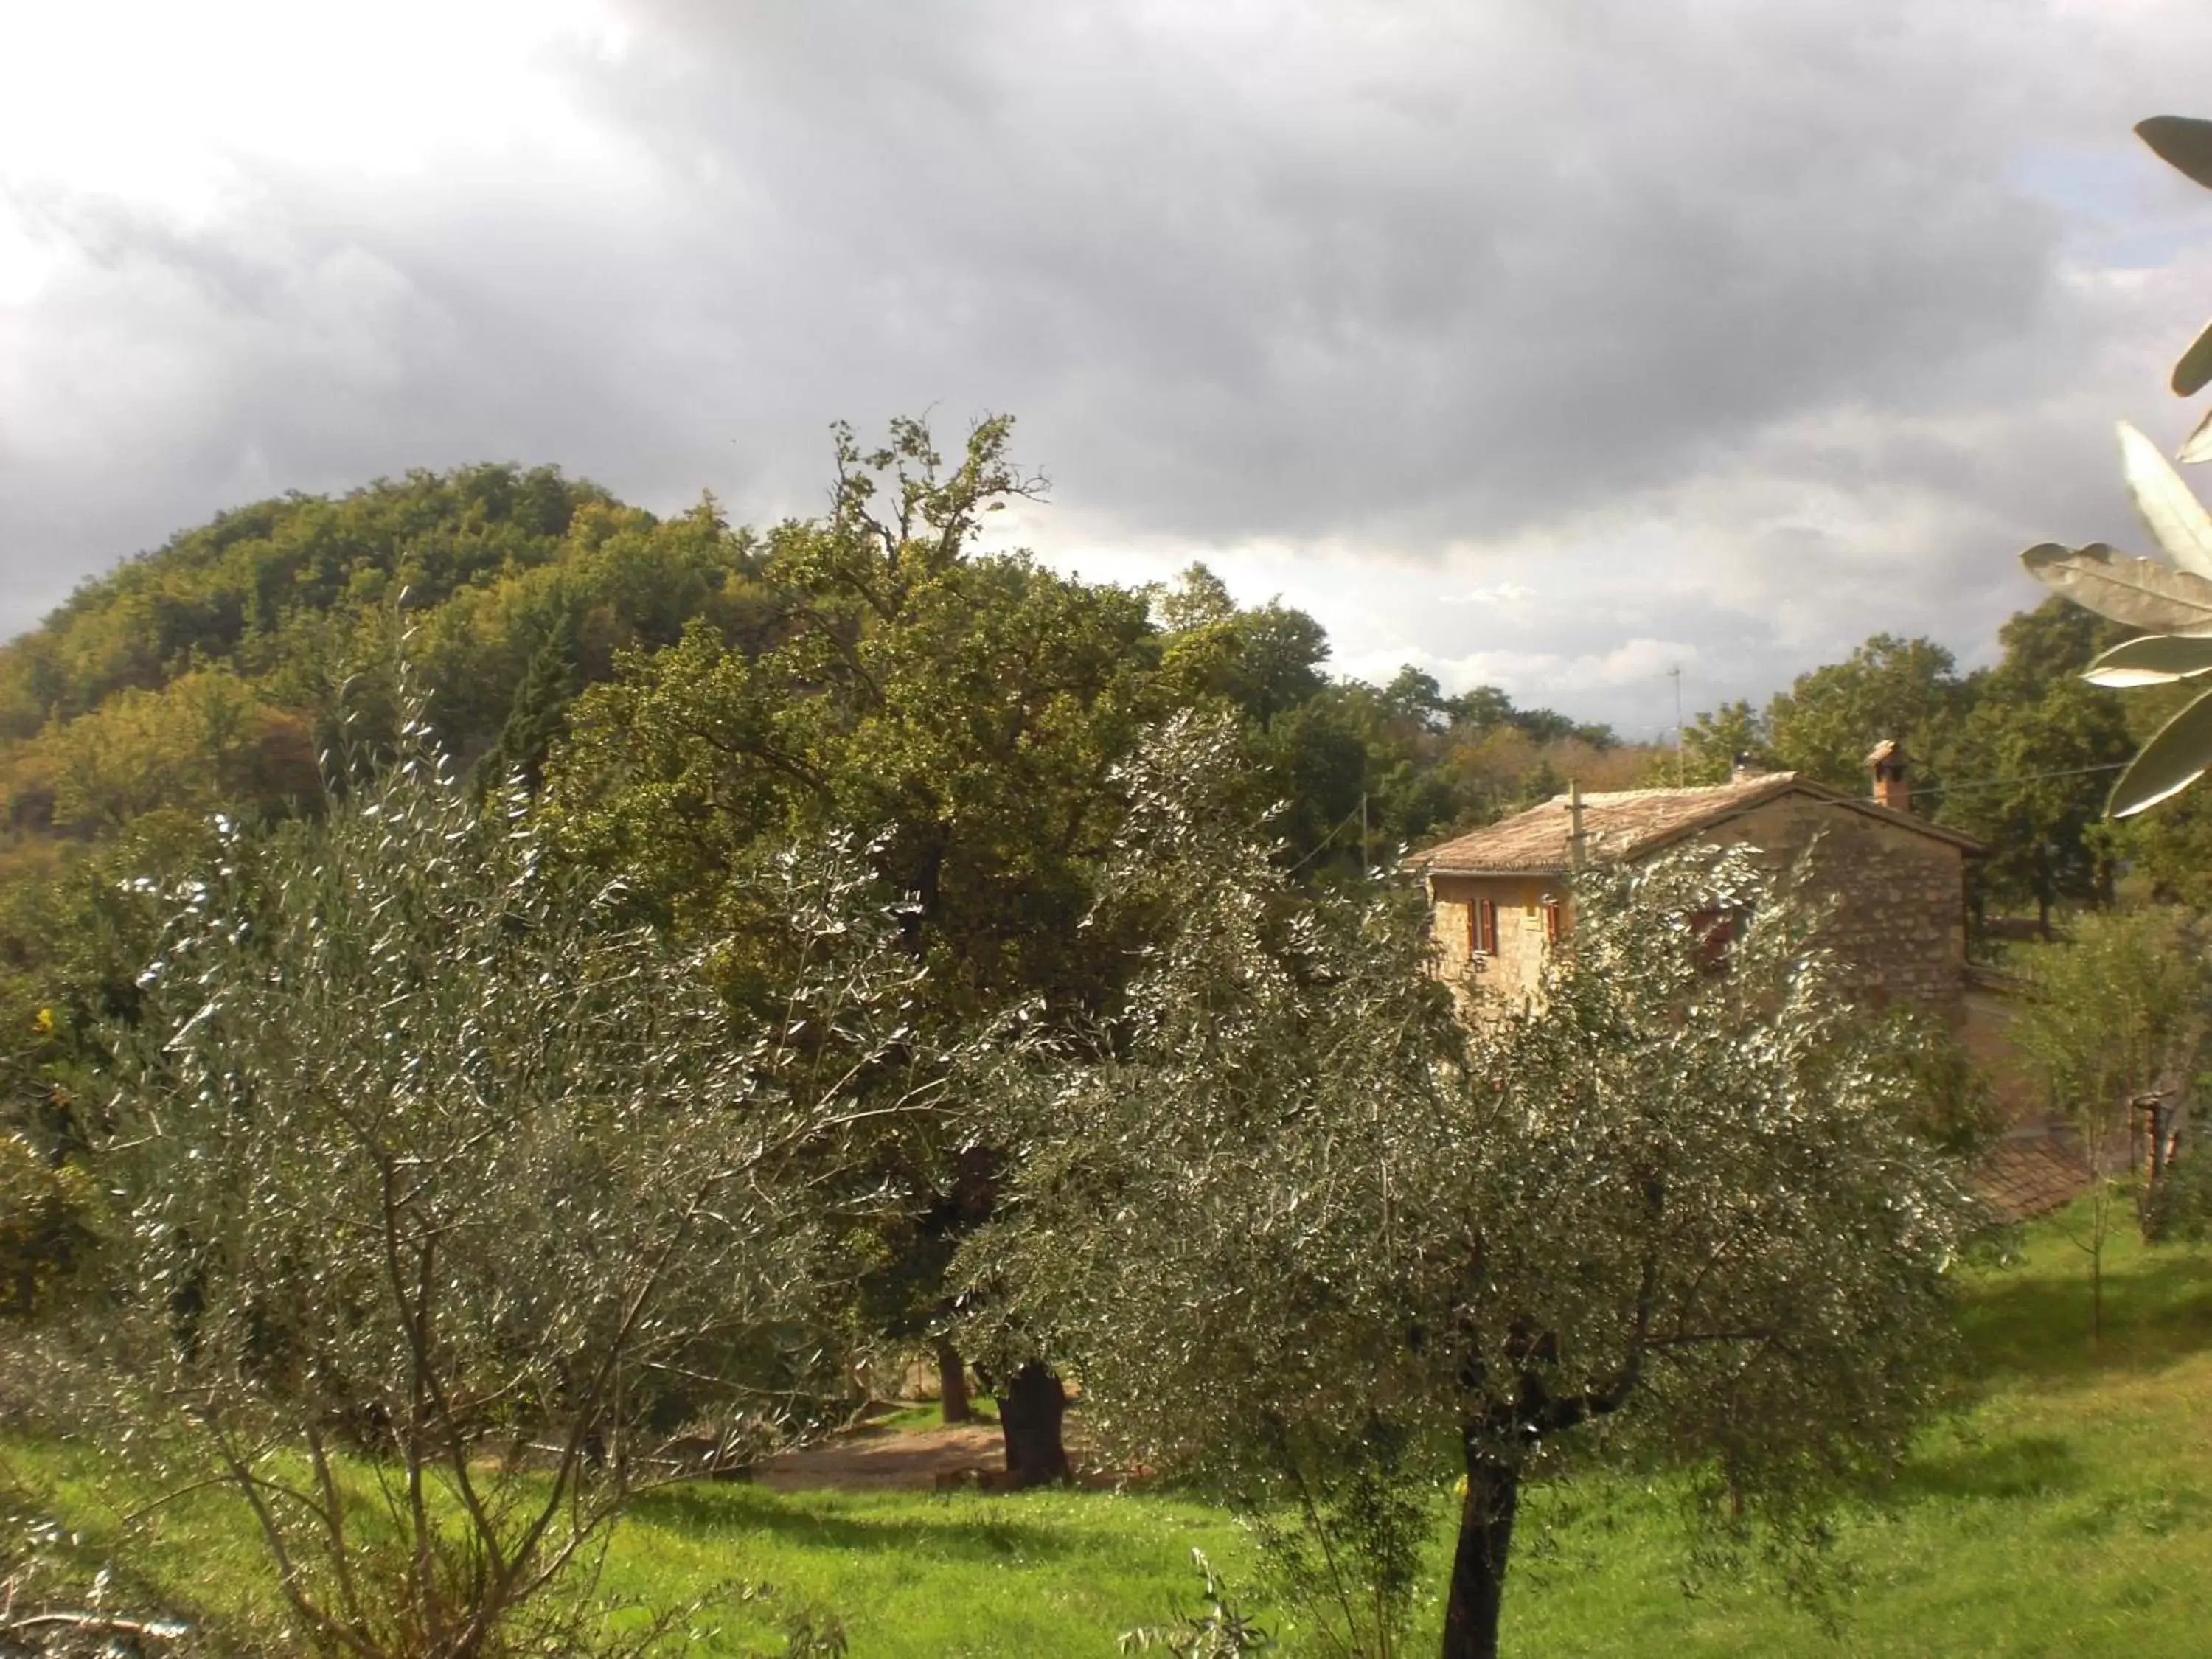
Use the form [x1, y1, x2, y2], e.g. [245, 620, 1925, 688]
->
[6, 0, 2212, 737]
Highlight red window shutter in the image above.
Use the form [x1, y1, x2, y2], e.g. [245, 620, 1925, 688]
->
[1478, 898, 1498, 956]
[1543, 900, 1563, 944]
[1690, 906, 1736, 970]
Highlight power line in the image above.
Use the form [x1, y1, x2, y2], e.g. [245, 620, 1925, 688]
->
[1919, 761, 2128, 801]
[1284, 797, 1371, 874]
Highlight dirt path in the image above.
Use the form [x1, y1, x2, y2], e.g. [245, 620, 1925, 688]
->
[753, 1422, 1007, 1491]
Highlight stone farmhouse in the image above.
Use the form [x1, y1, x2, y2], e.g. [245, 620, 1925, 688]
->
[1406, 748, 2106, 1220]
[1405, 744, 1982, 1021]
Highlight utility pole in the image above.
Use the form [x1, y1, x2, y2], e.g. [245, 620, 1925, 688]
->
[1568, 778, 1587, 873]
[1669, 666, 1685, 787]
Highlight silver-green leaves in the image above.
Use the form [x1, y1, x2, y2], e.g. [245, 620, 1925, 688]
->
[2172, 319, 2212, 400]
[2021, 541, 2212, 633]
[2138, 119, 2212, 394]
[2022, 486, 2212, 815]
[2118, 420, 2212, 575]
[2082, 633, 2212, 688]
[2025, 116, 2212, 818]
[2182, 406, 2212, 466]
[105, 712, 950, 1658]
[2109, 686, 2212, 817]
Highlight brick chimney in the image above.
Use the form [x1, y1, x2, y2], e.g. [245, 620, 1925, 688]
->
[1867, 738, 1909, 813]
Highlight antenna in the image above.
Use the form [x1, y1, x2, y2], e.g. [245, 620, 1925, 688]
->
[1668, 666, 1684, 786]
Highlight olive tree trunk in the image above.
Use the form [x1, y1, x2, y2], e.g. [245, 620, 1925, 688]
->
[1441, 1449, 1520, 1659]
[996, 1361, 1070, 1486]
[935, 1337, 972, 1424]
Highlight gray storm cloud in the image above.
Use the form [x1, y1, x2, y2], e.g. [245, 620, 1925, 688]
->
[5, 0, 2212, 726]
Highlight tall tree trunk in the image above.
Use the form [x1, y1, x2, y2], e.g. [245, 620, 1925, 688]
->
[1441, 1449, 1520, 1659]
[936, 1337, 972, 1424]
[996, 1361, 1070, 1487]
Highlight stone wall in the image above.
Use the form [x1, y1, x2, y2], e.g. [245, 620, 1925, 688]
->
[1429, 872, 1566, 1009]
[1666, 795, 1969, 1021]
[1961, 970, 2048, 1128]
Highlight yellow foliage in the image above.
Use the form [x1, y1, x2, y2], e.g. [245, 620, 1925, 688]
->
[29, 669, 319, 833]
[0, 1133, 99, 1320]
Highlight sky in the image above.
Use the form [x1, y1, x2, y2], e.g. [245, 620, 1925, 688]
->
[6, 1, 2212, 740]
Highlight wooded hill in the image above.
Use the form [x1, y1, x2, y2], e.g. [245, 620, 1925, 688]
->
[0, 464, 758, 839]
[0, 425, 1649, 1127]
[2, 415, 2204, 1093]
[0, 455, 1649, 851]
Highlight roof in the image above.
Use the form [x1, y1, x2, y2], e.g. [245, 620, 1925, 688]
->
[1405, 771, 1983, 877]
[1973, 1135, 2093, 1222]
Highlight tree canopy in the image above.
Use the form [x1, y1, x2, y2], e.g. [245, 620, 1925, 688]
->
[99, 715, 953, 1658]
[971, 716, 1978, 1659]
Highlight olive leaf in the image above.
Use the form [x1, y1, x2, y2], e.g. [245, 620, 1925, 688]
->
[2138, 116, 2212, 192]
[2021, 541, 2212, 633]
[2118, 421, 2212, 577]
[2173, 319, 2212, 400]
[2082, 634, 2212, 687]
[2027, 114, 2212, 820]
[2110, 683, 2212, 817]
[2181, 406, 2212, 465]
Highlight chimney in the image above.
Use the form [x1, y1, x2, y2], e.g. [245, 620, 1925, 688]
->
[1867, 739, 1909, 813]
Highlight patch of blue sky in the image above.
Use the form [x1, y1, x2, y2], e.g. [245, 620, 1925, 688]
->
[2013, 142, 2209, 270]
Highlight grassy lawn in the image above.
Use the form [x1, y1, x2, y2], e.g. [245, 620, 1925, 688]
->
[1497, 1204, 2212, 1657]
[0, 1431, 1253, 1656]
[6, 1202, 2210, 1655]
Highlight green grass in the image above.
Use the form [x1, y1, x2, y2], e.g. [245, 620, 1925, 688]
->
[7, 1205, 2211, 1655]
[868, 1395, 999, 1433]
[608, 1484, 1248, 1655]
[1492, 1206, 2212, 1658]
[0, 1430, 1252, 1657]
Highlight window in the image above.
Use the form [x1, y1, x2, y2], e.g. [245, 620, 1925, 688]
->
[1688, 904, 1750, 971]
[1542, 897, 1565, 944]
[1467, 897, 1498, 958]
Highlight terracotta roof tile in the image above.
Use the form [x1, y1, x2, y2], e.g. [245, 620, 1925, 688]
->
[1406, 771, 1980, 874]
[1407, 773, 1804, 874]
[1972, 1136, 2093, 1222]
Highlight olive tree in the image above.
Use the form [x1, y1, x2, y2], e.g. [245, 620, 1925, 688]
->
[99, 722, 957, 1659]
[973, 716, 1978, 1659]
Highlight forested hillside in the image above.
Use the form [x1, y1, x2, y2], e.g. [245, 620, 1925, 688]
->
[0, 422, 1652, 1143]
[0, 448, 1643, 850]
[0, 463, 768, 838]
[2, 419, 2196, 967]
[3, 416, 2200, 1061]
